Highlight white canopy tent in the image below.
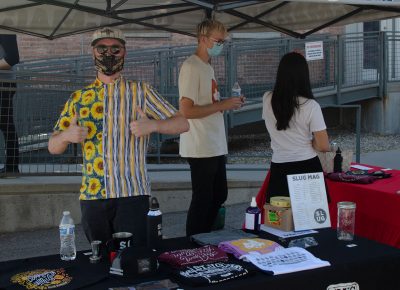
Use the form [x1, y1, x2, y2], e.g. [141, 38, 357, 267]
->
[1, 0, 400, 39]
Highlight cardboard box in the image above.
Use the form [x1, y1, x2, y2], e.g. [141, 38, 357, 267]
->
[264, 203, 294, 232]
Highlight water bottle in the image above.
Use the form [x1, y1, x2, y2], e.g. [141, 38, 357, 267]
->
[330, 141, 338, 152]
[232, 81, 241, 97]
[59, 211, 76, 261]
[333, 147, 343, 173]
[147, 197, 162, 249]
[211, 205, 226, 231]
[244, 197, 261, 233]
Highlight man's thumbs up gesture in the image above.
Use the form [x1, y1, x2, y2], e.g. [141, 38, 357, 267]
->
[66, 113, 88, 143]
[130, 107, 156, 137]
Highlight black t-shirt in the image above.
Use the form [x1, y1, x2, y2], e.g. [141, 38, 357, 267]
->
[0, 34, 19, 67]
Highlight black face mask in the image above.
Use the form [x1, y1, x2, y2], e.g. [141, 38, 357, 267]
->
[94, 54, 124, 76]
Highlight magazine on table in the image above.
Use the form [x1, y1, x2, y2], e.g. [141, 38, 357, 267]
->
[241, 246, 330, 275]
[260, 224, 318, 238]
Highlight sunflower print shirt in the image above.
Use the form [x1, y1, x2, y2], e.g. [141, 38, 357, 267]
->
[54, 76, 177, 200]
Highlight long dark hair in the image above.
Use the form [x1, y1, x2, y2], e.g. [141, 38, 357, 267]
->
[271, 52, 314, 130]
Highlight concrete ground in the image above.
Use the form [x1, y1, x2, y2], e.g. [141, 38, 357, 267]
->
[0, 203, 248, 262]
[0, 150, 399, 262]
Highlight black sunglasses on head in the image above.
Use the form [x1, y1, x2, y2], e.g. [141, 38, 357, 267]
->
[94, 45, 124, 55]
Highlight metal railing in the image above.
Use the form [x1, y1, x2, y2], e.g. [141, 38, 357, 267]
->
[0, 31, 392, 175]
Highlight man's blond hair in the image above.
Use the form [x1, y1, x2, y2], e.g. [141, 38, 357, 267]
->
[196, 19, 227, 39]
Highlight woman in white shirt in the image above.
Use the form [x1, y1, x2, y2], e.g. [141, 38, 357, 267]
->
[262, 52, 330, 201]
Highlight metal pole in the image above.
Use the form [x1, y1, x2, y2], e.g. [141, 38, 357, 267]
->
[336, 35, 343, 105]
[355, 105, 361, 163]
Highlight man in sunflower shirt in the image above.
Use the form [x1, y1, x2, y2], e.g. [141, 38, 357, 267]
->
[49, 27, 189, 247]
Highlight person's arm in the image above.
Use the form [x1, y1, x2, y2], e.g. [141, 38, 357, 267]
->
[179, 96, 243, 119]
[312, 129, 330, 152]
[130, 108, 189, 137]
[178, 58, 243, 119]
[48, 114, 88, 154]
[0, 58, 11, 70]
[0, 35, 19, 68]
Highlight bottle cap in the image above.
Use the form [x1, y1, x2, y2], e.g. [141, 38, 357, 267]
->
[150, 197, 160, 210]
[270, 196, 291, 208]
[250, 197, 257, 207]
[63, 211, 70, 215]
[337, 201, 356, 209]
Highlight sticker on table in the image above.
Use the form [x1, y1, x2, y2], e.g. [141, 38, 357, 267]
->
[11, 268, 72, 289]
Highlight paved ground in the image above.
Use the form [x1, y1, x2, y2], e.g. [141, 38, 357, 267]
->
[0, 150, 399, 262]
[0, 203, 248, 262]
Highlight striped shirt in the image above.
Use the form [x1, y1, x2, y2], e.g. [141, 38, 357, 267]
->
[54, 76, 177, 200]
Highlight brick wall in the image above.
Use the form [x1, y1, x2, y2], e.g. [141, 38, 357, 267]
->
[17, 27, 344, 61]
[17, 33, 197, 61]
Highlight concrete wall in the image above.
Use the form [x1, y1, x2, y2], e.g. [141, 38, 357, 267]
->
[361, 83, 400, 134]
[0, 180, 262, 233]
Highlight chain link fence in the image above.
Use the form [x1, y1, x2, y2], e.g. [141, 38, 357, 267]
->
[0, 32, 385, 175]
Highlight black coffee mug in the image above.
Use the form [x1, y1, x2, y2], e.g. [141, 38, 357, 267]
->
[108, 232, 133, 251]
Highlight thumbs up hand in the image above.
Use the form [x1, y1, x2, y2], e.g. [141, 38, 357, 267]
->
[130, 107, 156, 137]
[65, 113, 88, 143]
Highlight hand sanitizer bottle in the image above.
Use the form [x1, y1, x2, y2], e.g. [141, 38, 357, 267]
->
[245, 197, 261, 233]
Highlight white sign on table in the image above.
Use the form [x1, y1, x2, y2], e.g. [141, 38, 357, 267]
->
[287, 172, 331, 231]
[305, 41, 324, 61]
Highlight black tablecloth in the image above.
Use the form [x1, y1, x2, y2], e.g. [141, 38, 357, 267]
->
[1, 228, 400, 290]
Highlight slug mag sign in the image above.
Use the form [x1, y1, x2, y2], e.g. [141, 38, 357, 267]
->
[287, 172, 331, 231]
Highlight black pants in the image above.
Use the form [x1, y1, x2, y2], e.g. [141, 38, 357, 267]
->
[0, 82, 19, 171]
[186, 155, 228, 237]
[267, 156, 326, 202]
[80, 195, 150, 248]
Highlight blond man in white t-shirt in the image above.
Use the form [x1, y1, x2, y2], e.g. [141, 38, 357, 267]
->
[179, 19, 244, 236]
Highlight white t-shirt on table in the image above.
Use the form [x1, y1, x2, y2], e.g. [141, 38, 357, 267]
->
[262, 92, 326, 163]
[179, 55, 227, 158]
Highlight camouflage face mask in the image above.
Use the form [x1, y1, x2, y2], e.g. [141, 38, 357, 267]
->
[94, 54, 124, 76]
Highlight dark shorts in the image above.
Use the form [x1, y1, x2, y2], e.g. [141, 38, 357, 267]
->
[267, 156, 326, 202]
[80, 195, 150, 247]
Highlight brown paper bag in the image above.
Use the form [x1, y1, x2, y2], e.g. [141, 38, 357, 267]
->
[317, 150, 353, 173]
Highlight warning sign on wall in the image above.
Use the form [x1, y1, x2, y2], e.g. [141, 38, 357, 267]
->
[305, 41, 324, 61]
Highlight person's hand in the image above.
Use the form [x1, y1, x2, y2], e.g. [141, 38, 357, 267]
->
[65, 113, 88, 143]
[220, 97, 244, 111]
[130, 108, 156, 137]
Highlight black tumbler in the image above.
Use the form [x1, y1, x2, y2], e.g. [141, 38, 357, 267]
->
[146, 197, 162, 249]
[333, 147, 343, 173]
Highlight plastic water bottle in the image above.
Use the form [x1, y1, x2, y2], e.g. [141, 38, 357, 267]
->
[211, 205, 226, 230]
[245, 197, 261, 233]
[232, 81, 241, 97]
[330, 141, 338, 152]
[147, 197, 162, 249]
[59, 211, 76, 261]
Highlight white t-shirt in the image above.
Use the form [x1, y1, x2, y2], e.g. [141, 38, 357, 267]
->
[179, 55, 227, 157]
[262, 92, 326, 163]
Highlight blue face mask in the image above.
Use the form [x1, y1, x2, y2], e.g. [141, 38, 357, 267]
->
[207, 43, 224, 57]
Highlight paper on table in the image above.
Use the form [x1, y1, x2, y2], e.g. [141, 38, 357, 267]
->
[241, 246, 330, 275]
[351, 164, 373, 170]
[287, 172, 331, 231]
[260, 224, 317, 238]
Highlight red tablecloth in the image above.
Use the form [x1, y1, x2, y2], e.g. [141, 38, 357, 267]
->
[327, 164, 400, 248]
[256, 164, 400, 248]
